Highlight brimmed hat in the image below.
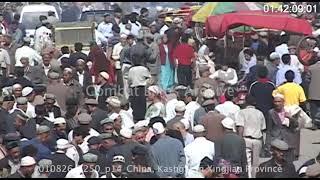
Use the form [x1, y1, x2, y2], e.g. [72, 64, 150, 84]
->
[85, 98, 98, 105]
[44, 93, 56, 100]
[100, 118, 114, 125]
[88, 136, 102, 146]
[37, 125, 50, 134]
[271, 139, 289, 151]
[83, 153, 98, 163]
[78, 113, 92, 125]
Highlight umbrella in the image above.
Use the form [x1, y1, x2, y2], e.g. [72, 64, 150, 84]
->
[192, 2, 263, 23]
[205, 10, 313, 38]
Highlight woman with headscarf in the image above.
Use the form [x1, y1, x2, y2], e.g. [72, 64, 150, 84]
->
[88, 42, 115, 85]
[159, 34, 175, 92]
[145, 85, 166, 121]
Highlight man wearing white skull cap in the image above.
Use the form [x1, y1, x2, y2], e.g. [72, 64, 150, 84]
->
[8, 156, 36, 178]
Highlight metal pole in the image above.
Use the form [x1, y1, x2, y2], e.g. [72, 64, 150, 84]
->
[224, 30, 228, 59]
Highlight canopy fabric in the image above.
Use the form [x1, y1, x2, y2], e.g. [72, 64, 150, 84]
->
[192, 2, 262, 23]
[205, 10, 313, 38]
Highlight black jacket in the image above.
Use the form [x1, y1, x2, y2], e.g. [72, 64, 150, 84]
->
[49, 152, 75, 178]
[74, 70, 94, 97]
[256, 158, 298, 178]
[97, 83, 115, 110]
[45, 105, 62, 118]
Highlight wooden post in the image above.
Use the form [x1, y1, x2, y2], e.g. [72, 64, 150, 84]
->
[224, 30, 228, 59]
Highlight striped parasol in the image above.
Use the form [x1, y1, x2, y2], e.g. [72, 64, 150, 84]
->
[192, 2, 263, 23]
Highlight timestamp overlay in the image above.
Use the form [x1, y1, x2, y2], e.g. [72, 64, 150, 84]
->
[263, 4, 317, 14]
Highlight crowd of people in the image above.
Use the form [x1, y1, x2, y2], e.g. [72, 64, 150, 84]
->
[1, 2, 320, 178]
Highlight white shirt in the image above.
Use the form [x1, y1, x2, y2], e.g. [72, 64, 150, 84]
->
[77, 71, 84, 87]
[210, 68, 238, 85]
[65, 145, 80, 166]
[112, 42, 124, 60]
[129, 20, 141, 37]
[290, 54, 304, 73]
[97, 21, 113, 38]
[65, 164, 99, 178]
[276, 64, 302, 86]
[184, 137, 215, 176]
[275, 43, 289, 58]
[186, 169, 204, 178]
[68, 128, 100, 153]
[119, 109, 135, 129]
[43, 64, 51, 76]
[11, 102, 36, 119]
[34, 26, 52, 53]
[128, 66, 151, 87]
[95, 29, 108, 46]
[0, 48, 10, 69]
[160, 25, 169, 35]
[184, 101, 201, 130]
[164, 98, 178, 122]
[57, 54, 70, 65]
[215, 101, 240, 120]
[241, 58, 256, 74]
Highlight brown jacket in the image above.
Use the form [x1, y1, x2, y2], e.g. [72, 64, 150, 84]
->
[200, 111, 226, 142]
[47, 80, 70, 112]
[308, 62, 320, 100]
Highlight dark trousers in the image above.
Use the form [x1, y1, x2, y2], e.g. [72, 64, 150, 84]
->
[310, 100, 320, 126]
[130, 86, 146, 122]
[177, 64, 192, 87]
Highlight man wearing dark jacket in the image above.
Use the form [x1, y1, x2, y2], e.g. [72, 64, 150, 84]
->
[74, 59, 93, 98]
[0, 141, 21, 178]
[85, 98, 108, 132]
[130, 33, 150, 66]
[69, 42, 88, 67]
[0, 95, 14, 135]
[44, 94, 61, 118]
[48, 139, 75, 178]
[97, 72, 115, 110]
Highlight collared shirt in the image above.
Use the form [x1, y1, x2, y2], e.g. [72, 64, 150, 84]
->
[15, 46, 42, 66]
[184, 137, 215, 173]
[129, 20, 141, 37]
[235, 106, 266, 139]
[95, 29, 108, 46]
[97, 21, 113, 38]
[77, 71, 84, 87]
[65, 145, 80, 167]
[145, 102, 165, 121]
[65, 164, 99, 178]
[215, 101, 240, 120]
[273, 82, 307, 106]
[43, 64, 51, 76]
[184, 101, 201, 130]
[11, 102, 36, 119]
[276, 65, 302, 86]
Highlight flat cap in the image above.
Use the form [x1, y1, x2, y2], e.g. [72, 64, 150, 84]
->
[99, 133, 113, 140]
[202, 99, 215, 106]
[78, 113, 92, 125]
[54, 117, 66, 125]
[203, 89, 215, 99]
[106, 96, 121, 107]
[21, 156, 36, 166]
[5, 141, 20, 150]
[88, 136, 102, 145]
[100, 118, 114, 125]
[175, 101, 186, 112]
[44, 93, 56, 100]
[132, 145, 148, 156]
[83, 153, 98, 163]
[85, 98, 98, 105]
[48, 71, 60, 80]
[271, 139, 289, 151]
[38, 159, 52, 169]
[193, 124, 206, 133]
[103, 13, 110, 17]
[37, 125, 51, 134]
[16, 97, 28, 105]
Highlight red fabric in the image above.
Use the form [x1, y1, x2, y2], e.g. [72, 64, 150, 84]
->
[89, 46, 115, 84]
[159, 42, 175, 66]
[258, 78, 270, 83]
[205, 10, 313, 38]
[172, 43, 195, 66]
